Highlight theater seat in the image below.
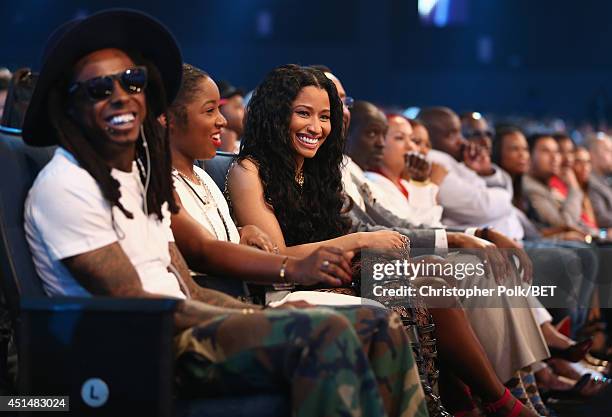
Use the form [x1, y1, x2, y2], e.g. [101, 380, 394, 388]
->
[200, 151, 235, 191]
[0, 127, 288, 417]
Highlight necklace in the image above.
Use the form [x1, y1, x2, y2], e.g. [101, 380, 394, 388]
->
[174, 168, 202, 186]
[295, 169, 304, 187]
[172, 168, 230, 241]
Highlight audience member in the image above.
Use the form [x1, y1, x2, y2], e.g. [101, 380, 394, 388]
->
[408, 118, 434, 155]
[576, 144, 612, 231]
[586, 132, 612, 188]
[460, 111, 493, 150]
[230, 66, 548, 417]
[363, 113, 444, 227]
[21, 11, 426, 417]
[217, 80, 244, 153]
[0, 68, 37, 129]
[0, 68, 11, 120]
[522, 134, 591, 234]
[573, 147, 610, 234]
[420, 107, 523, 240]
[165, 63, 357, 290]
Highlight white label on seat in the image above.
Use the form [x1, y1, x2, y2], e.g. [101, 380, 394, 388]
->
[81, 378, 109, 408]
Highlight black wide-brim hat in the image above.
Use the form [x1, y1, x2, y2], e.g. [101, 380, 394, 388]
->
[23, 8, 182, 147]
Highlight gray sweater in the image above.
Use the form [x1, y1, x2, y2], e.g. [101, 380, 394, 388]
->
[588, 174, 612, 228]
[522, 174, 585, 230]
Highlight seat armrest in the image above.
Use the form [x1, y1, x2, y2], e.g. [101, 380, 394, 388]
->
[20, 296, 179, 312]
[17, 296, 178, 416]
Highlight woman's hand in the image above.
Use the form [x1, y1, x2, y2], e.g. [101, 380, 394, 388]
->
[286, 247, 355, 287]
[405, 152, 431, 182]
[239, 225, 278, 253]
[560, 167, 580, 189]
[359, 231, 410, 251]
[463, 142, 494, 176]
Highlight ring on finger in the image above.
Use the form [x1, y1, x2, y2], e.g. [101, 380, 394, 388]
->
[321, 260, 330, 269]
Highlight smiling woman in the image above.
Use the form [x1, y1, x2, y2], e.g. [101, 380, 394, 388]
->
[290, 85, 331, 160]
[228, 64, 407, 256]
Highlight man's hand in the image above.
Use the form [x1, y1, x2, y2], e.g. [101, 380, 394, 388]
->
[239, 225, 277, 253]
[479, 229, 533, 284]
[463, 142, 494, 176]
[447, 231, 511, 284]
[405, 152, 431, 182]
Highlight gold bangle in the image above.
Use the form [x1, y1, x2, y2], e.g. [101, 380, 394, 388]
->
[279, 256, 289, 283]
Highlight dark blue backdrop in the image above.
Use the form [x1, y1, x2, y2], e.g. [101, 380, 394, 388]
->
[1, 0, 611, 122]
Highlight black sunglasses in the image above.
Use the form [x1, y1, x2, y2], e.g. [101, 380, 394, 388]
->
[68, 66, 148, 101]
[463, 129, 493, 139]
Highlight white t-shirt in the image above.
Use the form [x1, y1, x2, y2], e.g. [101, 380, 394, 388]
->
[24, 148, 185, 299]
[173, 166, 240, 243]
[364, 172, 444, 228]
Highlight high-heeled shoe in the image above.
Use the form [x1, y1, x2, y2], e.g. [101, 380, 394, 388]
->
[549, 338, 592, 362]
[554, 316, 571, 338]
[483, 388, 536, 417]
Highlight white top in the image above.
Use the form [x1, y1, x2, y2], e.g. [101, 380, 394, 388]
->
[427, 149, 524, 240]
[173, 166, 240, 244]
[24, 148, 185, 299]
[341, 155, 447, 248]
[341, 155, 369, 211]
[364, 172, 443, 228]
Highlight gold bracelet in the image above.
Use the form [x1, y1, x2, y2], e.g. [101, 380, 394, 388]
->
[409, 178, 431, 186]
[279, 256, 289, 283]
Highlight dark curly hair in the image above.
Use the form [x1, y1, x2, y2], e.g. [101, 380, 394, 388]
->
[238, 64, 351, 246]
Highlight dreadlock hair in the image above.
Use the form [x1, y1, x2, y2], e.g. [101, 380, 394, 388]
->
[238, 64, 351, 246]
[46, 51, 178, 223]
[168, 63, 209, 128]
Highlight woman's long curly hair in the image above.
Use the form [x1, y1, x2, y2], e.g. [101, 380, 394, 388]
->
[238, 64, 351, 246]
[47, 51, 178, 223]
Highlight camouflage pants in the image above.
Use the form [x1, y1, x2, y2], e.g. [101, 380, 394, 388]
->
[174, 304, 428, 417]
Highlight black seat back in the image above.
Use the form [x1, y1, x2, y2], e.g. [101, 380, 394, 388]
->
[198, 152, 254, 299]
[201, 151, 236, 191]
[0, 127, 55, 319]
